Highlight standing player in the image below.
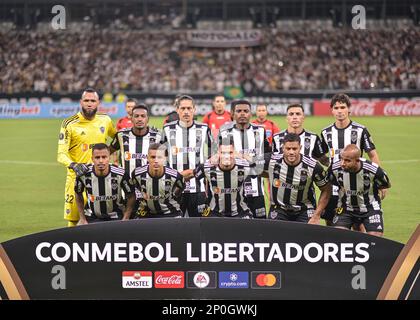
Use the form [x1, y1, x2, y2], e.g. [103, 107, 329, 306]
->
[252, 103, 280, 146]
[320, 93, 382, 225]
[75, 144, 135, 224]
[328, 145, 390, 236]
[116, 98, 137, 131]
[110, 104, 161, 175]
[218, 99, 270, 219]
[57, 88, 116, 227]
[265, 134, 331, 223]
[202, 94, 231, 139]
[192, 137, 253, 218]
[272, 104, 329, 166]
[161, 95, 214, 217]
[130, 143, 185, 218]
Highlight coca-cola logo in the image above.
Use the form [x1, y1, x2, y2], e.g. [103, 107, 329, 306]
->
[383, 101, 420, 116]
[350, 103, 375, 116]
[154, 271, 184, 288]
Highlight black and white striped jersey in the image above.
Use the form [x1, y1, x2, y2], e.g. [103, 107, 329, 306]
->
[320, 121, 376, 162]
[329, 159, 390, 213]
[194, 158, 252, 217]
[161, 120, 214, 193]
[218, 122, 270, 197]
[131, 165, 185, 216]
[272, 129, 325, 159]
[75, 164, 133, 219]
[110, 127, 161, 175]
[265, 154, 329, 211]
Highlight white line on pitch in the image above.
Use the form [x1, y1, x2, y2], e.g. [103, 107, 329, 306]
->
[0, 160, 59, 166]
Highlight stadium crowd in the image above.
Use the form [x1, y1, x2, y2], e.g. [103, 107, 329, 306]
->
[1, 26, 419, 94]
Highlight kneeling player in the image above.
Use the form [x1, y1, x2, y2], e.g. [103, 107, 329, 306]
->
[265, 133, 331, 223]
[75, 144, 135, 224]
[329, 144, 390, 237]
[192, 137, 253, 218]
[130, 143, 185, 218]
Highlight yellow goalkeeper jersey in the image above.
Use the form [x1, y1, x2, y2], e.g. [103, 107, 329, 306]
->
[57, 112, 116, 171]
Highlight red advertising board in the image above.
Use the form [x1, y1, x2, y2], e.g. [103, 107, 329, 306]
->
[313, 99, 420, 116]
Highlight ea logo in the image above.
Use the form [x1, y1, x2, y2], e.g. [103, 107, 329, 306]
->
[193, 272, 210, 288]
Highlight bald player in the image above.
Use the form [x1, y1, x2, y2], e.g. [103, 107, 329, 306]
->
[327, 144, 391, 237]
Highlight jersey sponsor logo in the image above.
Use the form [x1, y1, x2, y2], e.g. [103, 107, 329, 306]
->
[213, 187, 240, 194]
[281, 182, 306, 191]
[345, 190, 366, 196]
[154, 271, 184, 288]
[122, 271, 152, 288]
[187, 271, 217, 289]
[124, 152, 147, 161]
[172, 147, 201, 154]
[239, 149, 256, 156]
[89, 194, 118, 202]
[251, 272, 281, 289]
[219, 272, 248, 289]
[369, 214, 381, 224]
[81, 143, 96, 152]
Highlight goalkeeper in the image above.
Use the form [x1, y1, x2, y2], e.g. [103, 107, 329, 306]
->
[57, 88, 116, 227]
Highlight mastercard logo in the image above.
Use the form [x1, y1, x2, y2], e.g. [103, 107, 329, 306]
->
[251, 272, 281, 289]
[256, 274, 277, 287]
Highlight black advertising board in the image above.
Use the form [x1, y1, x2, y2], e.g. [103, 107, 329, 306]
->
[0, 218, 418, 300]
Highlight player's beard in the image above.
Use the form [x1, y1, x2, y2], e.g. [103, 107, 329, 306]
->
[82, 107, 97, 119]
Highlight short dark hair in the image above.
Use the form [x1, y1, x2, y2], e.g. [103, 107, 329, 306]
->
[126, 98, 138, 105]
[148, 143, 167, 153]
[283, 133, 301, 144]
[231, 99, 251, 113]
[131, 103, 149, 115]
[92, 143, 109, 153]
[81, 88, 99, 100]
[175, 94, 195, 108]
[213, 94, 225, 101]
[330, 93, 351, 108]
[287, 104, 304, 113]
[218, 134, 235, 148]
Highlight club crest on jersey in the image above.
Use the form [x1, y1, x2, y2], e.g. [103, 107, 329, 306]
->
[304, 138, 311, 149]
[100, 126, 105, 134]
[363, 175, 371, 186]
[273, 179, 281, 187]
[300, 170, 308, 181]
[351, 131, 358, 143]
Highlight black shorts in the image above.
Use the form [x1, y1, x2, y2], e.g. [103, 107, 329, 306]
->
[86, 214, 122, 223]
[206, 210, 253, 219]
[135, 211, 182, 219]
[180, 192, 208, 217]
[269, 206, 313, 223]
[321, 195, 339, 221]
[244, 195, 266, 219]
[332, 209, 384, 232]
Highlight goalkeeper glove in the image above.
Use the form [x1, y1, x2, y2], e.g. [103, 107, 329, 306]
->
[69, 162, 89, 176]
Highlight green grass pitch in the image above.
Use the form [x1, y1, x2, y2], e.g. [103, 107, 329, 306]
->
[0, 116, 419, 243]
